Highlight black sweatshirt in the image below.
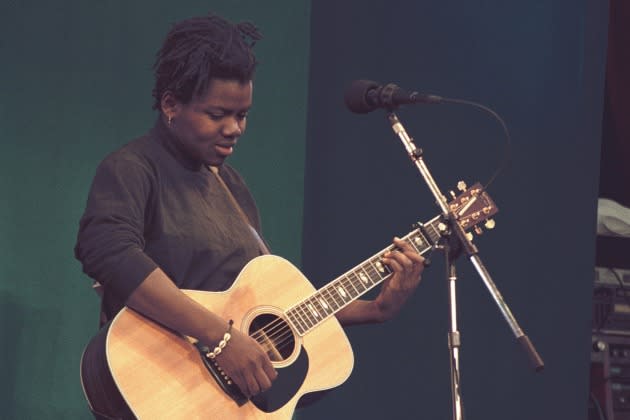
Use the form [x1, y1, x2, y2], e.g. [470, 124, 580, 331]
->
[75, 117, 264, 318]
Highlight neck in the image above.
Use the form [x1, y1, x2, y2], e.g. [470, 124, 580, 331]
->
[154, 115, 206, 171]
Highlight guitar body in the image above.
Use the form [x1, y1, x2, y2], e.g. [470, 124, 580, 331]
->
[80, 184, 498, 418]
[81, 255, 354, 419]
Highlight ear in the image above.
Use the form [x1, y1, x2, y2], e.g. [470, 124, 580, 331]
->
[160, 91, 181, 120]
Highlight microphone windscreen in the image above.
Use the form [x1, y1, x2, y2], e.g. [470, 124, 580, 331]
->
[344, 80, 380, 114]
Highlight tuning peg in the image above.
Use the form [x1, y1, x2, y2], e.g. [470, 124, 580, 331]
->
[465, 232, 474, 241]
[457, 181, 467, 192]
[449, 190, 457, 199]
[474, 226, 483, 235]
[484, 219, 496, 229]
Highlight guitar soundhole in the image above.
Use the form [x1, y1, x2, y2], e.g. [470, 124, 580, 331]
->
[248, 314, 295, 362]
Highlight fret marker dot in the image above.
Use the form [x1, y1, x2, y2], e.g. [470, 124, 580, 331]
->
[308, 304, 319, 318]
[319, 299, 329, 309]
[376, 261, 385, 273]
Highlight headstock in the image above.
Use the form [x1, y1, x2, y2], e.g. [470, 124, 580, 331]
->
[447, 181, 499, 236]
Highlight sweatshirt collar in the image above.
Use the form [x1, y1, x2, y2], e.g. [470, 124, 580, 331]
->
[152, 116, 206, 172]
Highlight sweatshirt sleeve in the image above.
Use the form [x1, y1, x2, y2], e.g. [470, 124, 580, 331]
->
[74, 152, 159, 303]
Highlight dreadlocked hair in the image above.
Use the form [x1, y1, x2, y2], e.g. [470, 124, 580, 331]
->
[152, 13, 263, 110]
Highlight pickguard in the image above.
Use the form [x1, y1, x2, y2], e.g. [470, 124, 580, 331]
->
[251, 346, 309, 412]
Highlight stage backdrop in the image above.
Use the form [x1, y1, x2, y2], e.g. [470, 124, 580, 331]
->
[0, 1, 310, 418]
[301, 1, 607, 420]
[0, 1, 608, 419]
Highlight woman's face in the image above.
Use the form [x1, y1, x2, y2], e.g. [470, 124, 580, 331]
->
[163, 79, 253, 167]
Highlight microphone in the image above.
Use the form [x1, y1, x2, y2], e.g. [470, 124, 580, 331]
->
[344, 79, 443, 114]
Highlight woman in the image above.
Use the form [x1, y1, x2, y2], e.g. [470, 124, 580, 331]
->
[75, 13, 424, 419]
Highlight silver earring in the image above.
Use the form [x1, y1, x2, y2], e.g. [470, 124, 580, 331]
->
[168, 116, 173, 126]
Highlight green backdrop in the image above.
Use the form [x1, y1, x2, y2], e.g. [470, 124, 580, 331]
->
[0, 1, 309, 418]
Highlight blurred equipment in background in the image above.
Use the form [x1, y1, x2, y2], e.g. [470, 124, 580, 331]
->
[590, 199, 630, 420]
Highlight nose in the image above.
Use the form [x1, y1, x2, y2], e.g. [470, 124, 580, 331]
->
[222, 116, 243, 138]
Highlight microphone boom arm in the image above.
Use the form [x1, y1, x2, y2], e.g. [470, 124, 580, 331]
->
[388, 111, 543, 369]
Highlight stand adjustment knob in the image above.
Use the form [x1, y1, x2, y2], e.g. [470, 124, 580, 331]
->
[592, 340, 607, 352]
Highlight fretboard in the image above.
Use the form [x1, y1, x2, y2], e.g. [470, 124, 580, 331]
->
[286, 215, 443, 336]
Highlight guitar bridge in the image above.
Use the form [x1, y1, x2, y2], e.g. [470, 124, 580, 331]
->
[194, 342, 248, 406]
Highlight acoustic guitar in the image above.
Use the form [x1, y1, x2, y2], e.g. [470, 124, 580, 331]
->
[80, 183, 497, 419]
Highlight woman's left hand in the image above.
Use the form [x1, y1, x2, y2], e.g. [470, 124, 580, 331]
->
[374, 237, 426, 321]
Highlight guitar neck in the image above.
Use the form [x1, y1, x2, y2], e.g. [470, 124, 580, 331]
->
[285, 215, 443, 336]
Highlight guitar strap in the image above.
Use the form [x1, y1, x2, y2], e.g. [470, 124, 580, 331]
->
[209, 165, 270, 255]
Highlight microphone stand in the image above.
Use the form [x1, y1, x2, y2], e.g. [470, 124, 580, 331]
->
[386, 111, 544, 420]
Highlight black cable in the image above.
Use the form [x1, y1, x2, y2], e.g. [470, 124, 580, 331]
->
[440, 98, 512, 191]
[589, 390, 607, 420]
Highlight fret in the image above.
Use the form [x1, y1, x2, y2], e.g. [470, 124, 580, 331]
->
[365, 260, 384, 281]
[295, 304, 315, 329]
[411, 232, 430, 251]
[314, 292, 334, 316]
[287, 309, 306, 335]
[426, 222, 442, 244]
[309, 295, 329, 318]
[292, 307, 310, 335]
[321, 285, 342, 310]
[347, 272, 368, 294]
[305, 300, 321, 320]
[291, 306, 307, 333]
[304, 306, 319, 326]
[373, 258, 391, 277]
[406, 237, 420, 253]
[324, 284, 345, 308]
[335, 282, 351, 302]
[341, 275, 360, 297]
[332, 282, 349, 304]
[326, 278, 358, 318]
[281, 186, 498, 336]
[363, 266, 376, 284]
[304, 301, 320, 324]
[284, 221, 442, 335]
[356, 267, 374, 287]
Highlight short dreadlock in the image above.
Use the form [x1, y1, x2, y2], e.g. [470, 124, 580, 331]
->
[152, 13, 263, 110]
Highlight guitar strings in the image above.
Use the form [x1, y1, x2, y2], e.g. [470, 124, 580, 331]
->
[247, 206, 493, 355]
[247, 265, 378, 340]
[248, 265, 396, 356]
[246, 233, 427, 356]
[248, 260, 388, 344]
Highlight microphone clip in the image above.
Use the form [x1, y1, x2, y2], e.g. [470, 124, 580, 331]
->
[379, 83, 403, 110]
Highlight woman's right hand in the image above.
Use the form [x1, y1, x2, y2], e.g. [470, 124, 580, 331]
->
[123, 269, 278, 398]
[214, 328, 278, 398]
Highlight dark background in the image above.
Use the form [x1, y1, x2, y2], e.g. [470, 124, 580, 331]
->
[301, 1, 607, 419]
[599, 0, 630, 208]
[0, 1, 609, 419]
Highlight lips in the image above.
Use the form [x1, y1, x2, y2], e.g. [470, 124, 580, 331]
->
[215, 142, 236, 157]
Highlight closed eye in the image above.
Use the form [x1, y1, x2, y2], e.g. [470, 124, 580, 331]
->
[207, 112, 225, 121]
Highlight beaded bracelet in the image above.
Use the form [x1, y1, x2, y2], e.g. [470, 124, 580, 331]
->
[205, 319, 234, 359]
